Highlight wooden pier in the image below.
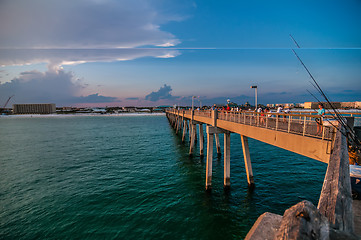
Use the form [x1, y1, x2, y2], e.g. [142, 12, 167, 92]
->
[166, 109, 358, 239]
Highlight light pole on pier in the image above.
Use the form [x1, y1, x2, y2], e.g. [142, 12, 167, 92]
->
[192, 96, 197, 111]
[250, 86, 257, 110]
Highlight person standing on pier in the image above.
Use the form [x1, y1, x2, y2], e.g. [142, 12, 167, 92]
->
[226, 104, 231, 111]
[276, 105, 283, 113]
[316, 103, 325, 135]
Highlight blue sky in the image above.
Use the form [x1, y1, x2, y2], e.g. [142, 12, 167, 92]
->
[0, 0, 360, 107]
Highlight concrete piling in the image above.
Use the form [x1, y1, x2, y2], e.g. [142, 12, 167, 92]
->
[241, 135, 255, 189]
[215, 134, 222, 156]
[224, 131, 231, 189]
[182, 120, 187, 142]
[168, 110, 258, 191]
[206, 126, 214, 191]
[189, 123, 196, 155]
[199, 124, 204, 157]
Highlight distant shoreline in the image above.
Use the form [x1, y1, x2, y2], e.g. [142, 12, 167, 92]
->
[0, 113, 165, 118]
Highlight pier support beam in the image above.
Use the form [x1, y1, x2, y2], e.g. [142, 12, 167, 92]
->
[224, 131, 231, 189]
[199, 124, 204, 157]
[176, 115, 180, 134]
[206, 127, 214, 191]
[182, 120, 187, 142]
[215, 134, 222, 156]
[188, 121, 191, 142]
[205, 126, 227, 190]
[194, 123, 198, 144]
[189, 124, 196, 155]
[241, 135, 255, 189]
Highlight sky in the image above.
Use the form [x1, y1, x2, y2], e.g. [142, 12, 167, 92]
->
[0, 0, 360, 107]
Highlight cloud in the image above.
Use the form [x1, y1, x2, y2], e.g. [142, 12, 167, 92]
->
[0, 69, 118, 106]
[145, 84, 179, 102]
[125, 97, 140, 100]
[0, 49, 181, 69]
[0, 0, 182, 49]
[77, 93, 118, 103]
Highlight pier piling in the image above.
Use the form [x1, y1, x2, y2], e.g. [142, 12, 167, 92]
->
[182, 120, 187, 142]
[206, 126, 214, 191]
[189, 123, 196, 155]
[241, 135, 255, 189]
[215, 134, 222, 156]
[224, 131, 231, 189]
[199, 124, 204, 157]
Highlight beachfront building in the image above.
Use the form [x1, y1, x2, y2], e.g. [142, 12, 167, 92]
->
[13, 103, 56, 114]
[341, 101, 361, 109]
[307, 101, 361, 109]
[304, 101, 342, 109]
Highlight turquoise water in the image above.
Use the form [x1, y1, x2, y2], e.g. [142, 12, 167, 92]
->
[0, 115, 327, 239]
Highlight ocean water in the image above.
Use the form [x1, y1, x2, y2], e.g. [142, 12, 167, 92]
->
[0, 114, 327, 239]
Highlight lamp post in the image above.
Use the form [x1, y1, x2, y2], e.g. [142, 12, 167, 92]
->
[250, 86, 257, 110]
[192, 96, 196, 111]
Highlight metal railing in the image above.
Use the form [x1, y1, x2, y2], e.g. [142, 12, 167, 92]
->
[167, 109, 337, 141]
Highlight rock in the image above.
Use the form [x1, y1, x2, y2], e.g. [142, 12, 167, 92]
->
[274, 200, 329, 240]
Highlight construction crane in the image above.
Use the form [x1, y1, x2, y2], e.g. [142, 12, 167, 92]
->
[1, 95, 14, 114]
[3, 95, 14, 108]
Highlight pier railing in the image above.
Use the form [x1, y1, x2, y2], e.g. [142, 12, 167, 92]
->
[215, 111, 334, 140]
[171, 109, 336, 141]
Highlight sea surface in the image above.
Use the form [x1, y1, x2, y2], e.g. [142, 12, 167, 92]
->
[0, 114, 328, 239]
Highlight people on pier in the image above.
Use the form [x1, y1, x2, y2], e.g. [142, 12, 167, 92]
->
[226, 104, 231, 111]
[260, 108, 266, 125]
[316, 103, 325, 135]
[277, 105, 283, 113]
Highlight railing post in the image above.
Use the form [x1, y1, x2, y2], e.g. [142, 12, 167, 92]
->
[212, 109, 218, 127]
[302, 116, 306, 136]
[266, 114, 268, 129]
[276, 115, 279, 130]
[288, 116, 291, 133]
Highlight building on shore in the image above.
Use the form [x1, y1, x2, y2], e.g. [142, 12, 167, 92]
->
[304, 102, 342, 109]
[340, 101, 361, 109]
[13, 103, 56, 114]
[304, 101, 361, 109]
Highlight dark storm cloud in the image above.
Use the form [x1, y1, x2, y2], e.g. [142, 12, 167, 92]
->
[0, 69, 118, 105]
[145, 84, 179, 102]
[77, 93, 118, 103]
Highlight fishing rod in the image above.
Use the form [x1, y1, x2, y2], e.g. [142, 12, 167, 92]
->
[306, 89, 343, 132]
[289, 35, 360, 149]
